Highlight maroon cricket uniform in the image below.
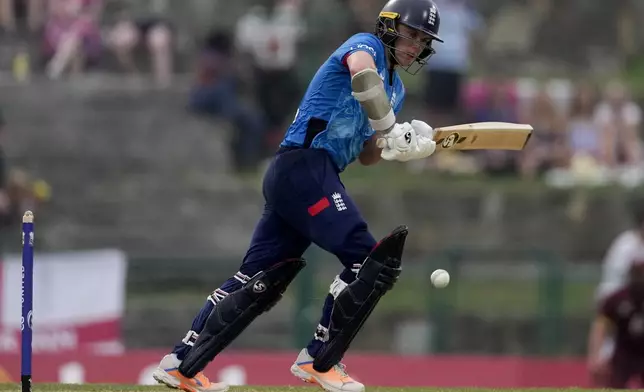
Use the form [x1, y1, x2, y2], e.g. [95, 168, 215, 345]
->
[601, 286, 644, 388]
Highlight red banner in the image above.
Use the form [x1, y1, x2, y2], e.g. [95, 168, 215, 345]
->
[0, 351, 591, 387]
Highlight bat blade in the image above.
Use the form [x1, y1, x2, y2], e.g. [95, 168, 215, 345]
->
[375, 121, 533, 152]
[433, 122, 533, 151]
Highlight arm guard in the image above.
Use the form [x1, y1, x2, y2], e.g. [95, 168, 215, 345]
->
[351, 68, 395, 132]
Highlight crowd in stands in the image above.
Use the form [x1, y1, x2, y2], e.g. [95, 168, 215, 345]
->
[1, 0, 642, 182]
[1, 0, 174, 86]
[424, 78, 644, 187]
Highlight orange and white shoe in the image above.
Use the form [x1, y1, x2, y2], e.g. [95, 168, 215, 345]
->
[290, 348, 365, 392]
[153, 354, 229, 392]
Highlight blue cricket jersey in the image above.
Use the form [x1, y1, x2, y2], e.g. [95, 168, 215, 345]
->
[280, 33, 406, 172]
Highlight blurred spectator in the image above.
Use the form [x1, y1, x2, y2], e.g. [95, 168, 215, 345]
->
[0, 0, 45, 34]
[0, 110, 11, 224]
[343, 0, 380, 35]
[235, 0, 305, 148]
[106, 0, 173, 87]
[518, 87, 568, 179]
[43, 0, 103, 79]
[0, 110, 50, 231]
[566, 82, 603, 164]
[423, 0, 484, 128]
[594, 81, 643, 167]
[188, 29, 266, 173]
[471, 81, 521, 177]
[471, 81, 518, 123]
[3, 168, 50, 225]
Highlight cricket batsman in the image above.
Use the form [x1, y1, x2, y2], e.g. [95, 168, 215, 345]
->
[153, 0, 443, 391]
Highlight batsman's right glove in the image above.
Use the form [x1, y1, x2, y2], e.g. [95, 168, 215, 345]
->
[379, 120, 436, 162]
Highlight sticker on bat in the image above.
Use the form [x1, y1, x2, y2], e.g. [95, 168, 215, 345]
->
[438, 132, 466, 148]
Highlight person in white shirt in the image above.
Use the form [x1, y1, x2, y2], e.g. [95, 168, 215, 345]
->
[593, 81, 643, 167]
[235, 0, 306, 146]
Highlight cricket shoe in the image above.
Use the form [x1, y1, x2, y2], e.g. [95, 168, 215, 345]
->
[153, 353, 229, 392]
[290, 348, 365, 392]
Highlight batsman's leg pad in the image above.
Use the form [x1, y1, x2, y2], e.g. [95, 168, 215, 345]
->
[178, 258, 306, 377]
[313, 225, 407, 372]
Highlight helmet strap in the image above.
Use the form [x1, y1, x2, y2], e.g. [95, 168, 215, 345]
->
[387, 46, 398, 69]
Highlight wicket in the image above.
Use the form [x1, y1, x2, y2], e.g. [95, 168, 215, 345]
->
[21, 210, 34, 392]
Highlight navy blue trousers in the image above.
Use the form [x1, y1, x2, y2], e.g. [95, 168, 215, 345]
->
[173, 148, 376, 360]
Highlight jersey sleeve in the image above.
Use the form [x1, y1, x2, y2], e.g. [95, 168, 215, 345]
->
[333, 33, 385, 69]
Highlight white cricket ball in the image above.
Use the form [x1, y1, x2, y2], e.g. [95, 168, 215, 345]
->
[430, 269, 450, 288]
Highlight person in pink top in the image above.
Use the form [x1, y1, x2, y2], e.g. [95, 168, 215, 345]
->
[42, 0, 103, 79]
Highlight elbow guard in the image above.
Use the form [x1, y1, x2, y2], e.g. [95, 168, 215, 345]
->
[351, 68, 395, 132]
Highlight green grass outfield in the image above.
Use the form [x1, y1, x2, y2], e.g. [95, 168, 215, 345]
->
[141, 276, 597, 318]
[0, 386, 616, 392]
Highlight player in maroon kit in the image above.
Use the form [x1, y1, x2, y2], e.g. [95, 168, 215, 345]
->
[588, 260, 644, 388]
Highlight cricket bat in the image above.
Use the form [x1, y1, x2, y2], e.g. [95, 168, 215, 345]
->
[377, 122, 533, 151]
